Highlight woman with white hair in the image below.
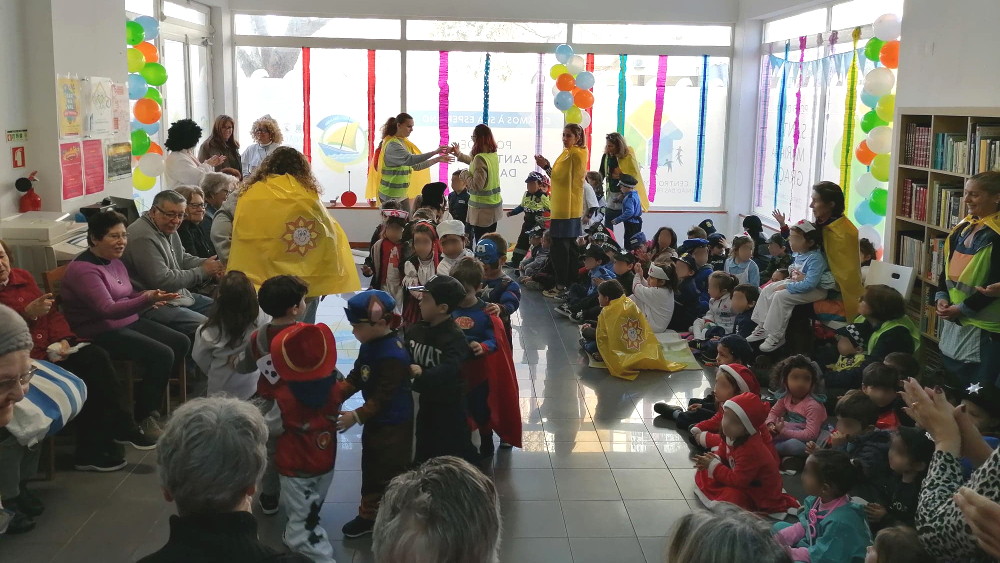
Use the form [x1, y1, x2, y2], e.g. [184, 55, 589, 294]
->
[199, 172, 238, 239]
[137, 397, 310, 562]
[241, 115, 283, 178]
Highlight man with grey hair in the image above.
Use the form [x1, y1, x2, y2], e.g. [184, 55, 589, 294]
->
[373, 456, 502, 563]
[138, 396, 309, 562]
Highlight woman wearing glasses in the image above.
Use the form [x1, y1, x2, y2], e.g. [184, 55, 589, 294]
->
[173, 186, 216, 259]
[164, 119, 226, 190]
[197, 115, 241, 173]
[241, 115, 283, 178]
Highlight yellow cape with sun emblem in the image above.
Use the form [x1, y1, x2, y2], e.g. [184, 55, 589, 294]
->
[596, 295, 683, 380]
[228, 173, 361, 297]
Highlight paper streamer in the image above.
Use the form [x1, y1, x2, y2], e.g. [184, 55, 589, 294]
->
[617, 54, 628, 135]
[302, 47, 311, 161]
[754, 56, 772, 208]
[839, 27, 862, 208]
[535, 53, 544, 168]
[482, 53, 491, 124]
[694, 55, 709, 203]
[648, 55, 668, 203]
[585, 53, 595, 166]
[438, 51, 449, 183]
[367, 49, 375, 166]
[791, 36, 806, 169]
[773, 41, 790, 209]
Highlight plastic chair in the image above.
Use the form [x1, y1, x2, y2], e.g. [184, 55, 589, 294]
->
[865, 261, 915, 300]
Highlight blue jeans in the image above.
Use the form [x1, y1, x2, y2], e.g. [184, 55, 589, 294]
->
[774, 438, 808, 457]
[141, 293, 214, 340]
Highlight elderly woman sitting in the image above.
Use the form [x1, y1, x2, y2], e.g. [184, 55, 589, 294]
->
[199, 172, 238, 240]
[137, 397, 310, 562]
[173, 186, 217, 259]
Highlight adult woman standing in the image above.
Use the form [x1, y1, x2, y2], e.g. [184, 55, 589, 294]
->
[453, 124, 503, 240]
[197, 115, 241, 172]
[534, 124, 587, 293]
[241, 115, 282, 178]
[600, 132, 649, 229]
[934, 171, 1000, 386]
[164, 119, 226, 189]
[366, 113, 450, 209]
[173, 186, 216, 259]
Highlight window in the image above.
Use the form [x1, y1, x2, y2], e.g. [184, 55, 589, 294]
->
[234, 14, 401, 40]
[125, 0, 155, 16]
[163, 1, 208, 26]
[572, 24, 732, 47]
[831, 0, 905, 30]
[763, 9, 827, 43]
[235, 46, 304, 152]
[407, 20, 566, 43]
[162, 39, 189, 127]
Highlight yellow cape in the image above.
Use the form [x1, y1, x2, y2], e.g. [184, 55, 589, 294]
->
[616, 148, 650, 211]
[364, 136, 432, 200]
[823, 216, 865, 320]
[228, 174, 361, 298]
[596, 296, 684, 380]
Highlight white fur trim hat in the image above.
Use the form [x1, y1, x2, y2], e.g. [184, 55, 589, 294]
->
[723, 392, 770, 436]
[718, 363, 759, 395]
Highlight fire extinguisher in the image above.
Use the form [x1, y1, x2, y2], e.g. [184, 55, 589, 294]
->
[15, 171, 41, 212]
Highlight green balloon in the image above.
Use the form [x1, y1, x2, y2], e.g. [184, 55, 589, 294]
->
[139, 62, 168, 86]
[131, 129, 151, 156]
[126, 21, 145, 46]
[869, 188, 889, 216]
[144, 87, 163, 105]
[864, 38, 885, 63]
[860, 110, 888, 134]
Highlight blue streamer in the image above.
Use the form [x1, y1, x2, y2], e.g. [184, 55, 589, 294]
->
[617, 54, 627, 135]
[773, 41, 790, 209]
[482, 53, 491, 124]
[694, 55, 709, 203]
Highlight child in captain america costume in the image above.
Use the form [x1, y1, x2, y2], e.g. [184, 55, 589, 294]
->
[474, 235, 521, 346]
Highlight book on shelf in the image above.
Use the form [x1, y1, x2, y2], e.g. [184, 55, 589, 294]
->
[929, 180, 964, 229]
[897, 233, 925, 276]
[926, 237, 946, 283]
[900, 178, 930, 221]
[904, 123, 932, 167]
[969, 124, 1000, 174]
[919, 285, 943, 341]
[934, 133, 968, 173]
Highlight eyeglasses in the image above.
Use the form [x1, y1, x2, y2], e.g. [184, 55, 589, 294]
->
[153, 206, 186, 220]
[188, 202, 206, 209]
[252, 128, 269, 134]
[0, 366, 37, 393]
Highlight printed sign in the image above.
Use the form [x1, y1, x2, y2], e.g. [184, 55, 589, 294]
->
[83, 139, 105, 194]
[60, 142, 84, 200]
[11, 147, 25, 169]
[57, 77, 83, 138]
[106, 142, 132, 181]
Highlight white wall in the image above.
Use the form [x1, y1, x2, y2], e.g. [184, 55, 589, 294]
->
[739, 0, 825, 20]
[0, 0, 28, 218]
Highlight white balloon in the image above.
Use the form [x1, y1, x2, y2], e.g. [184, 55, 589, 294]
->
[566, 55, 585, 76]
[854, 173, 884, 199]
[579, 111, 592, 129]
[867, 126, 894, 155]
[857, 226, 883, 250]
[863, 68, 896, 97]
[552, 83, 561, 96]
[872, 13, 902, 41]
[138, 153, 165, 177]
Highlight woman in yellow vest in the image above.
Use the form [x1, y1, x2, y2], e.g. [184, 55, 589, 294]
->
[366, 112, 451, 210]
[534, 123, 587, 292]
[452, 124, 503, 241]
[935, 171, 1000, 386]
[809, 181, 866, 321]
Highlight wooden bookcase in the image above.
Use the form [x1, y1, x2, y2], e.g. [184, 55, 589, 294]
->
[890, 108, 1000, 374]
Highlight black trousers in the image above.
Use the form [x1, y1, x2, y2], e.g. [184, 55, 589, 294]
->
[623, 220, 643, 246]
[415, 399, 478, 465]
[57, 344, 133, 458]
[550, 238, 579, 288]
[511, 219, 534, 267]
[472, 223, 498, 243]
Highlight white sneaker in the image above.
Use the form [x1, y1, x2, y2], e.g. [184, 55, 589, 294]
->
[759, 335, 786, 353]
[746, 327, 767, 343]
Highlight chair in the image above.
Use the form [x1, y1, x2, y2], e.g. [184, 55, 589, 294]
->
[41, 264, 68, 296]
[866, 261, 915, 300]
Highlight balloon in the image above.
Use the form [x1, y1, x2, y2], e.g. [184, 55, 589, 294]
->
[879, 40, 900, 69]
[554, 91, 574, 111]
[135, 41, 159, 64]
[126, 48, 146, 73]
[869, 188, 889, 216]
[125, 21, 145, 46]
[873, 13, 902, 41]
[132, 119, 160, 135]
[147, 142, 163, 155]
[137, 153, 165, 177]
[144, 87, 163, 105]
[857, 226, 883, 250]
[133, 98, 162, 125]
[565, 106, 583, 124]
[870, 154, 891, 182]
[860, 110, 888, 134]
[341, 191, 358, 207]
[855, 173, 884, 199]
[855, 140, 877, 166]
[135, 15, 159, 40]
[854, 201, 882, 226]
[579, 111, 592, 129]
[860, 90, 880, 109]
[556, 73, 576, 91]
[867, 126, 894, 154]
[574, 89, 594, 109]
[131, 129, 151, 156]
[864, 38, 885, 63]
[551, 84, 561, 96]
[875, 94, 896, 123]
[566, 55, 585, 76]
[575, 71, 595, 90]
[863, 68, 896, 97]
[555, 44, 574, 64]
[132, 169, 156, 191]
[127, 73, 148, 100]
[140, 62, 168, 86]
[550, 64, 569, 80]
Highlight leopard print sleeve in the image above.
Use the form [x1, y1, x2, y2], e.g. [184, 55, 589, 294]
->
[918, 448, 1000, 559]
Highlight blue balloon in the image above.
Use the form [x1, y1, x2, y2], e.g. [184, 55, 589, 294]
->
[554, 91, 574, 111]
[854, 200, 881, 226]
[128, 73, 148, 100]
[555, 44, 574, 64]
[131, 119, 160, 135]
[575, 71, 595, 90]
[860, 90, 880, 109]
[134, 15, 159, 40]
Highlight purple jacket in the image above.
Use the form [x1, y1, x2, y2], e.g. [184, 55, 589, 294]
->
[61, 250, 150, 338]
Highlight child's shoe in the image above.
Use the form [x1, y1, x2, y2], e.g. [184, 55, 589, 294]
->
[653, 402, 683, 417]
[342, 516, 375, 538]
[759, 335, 786, 353]
[746, 326, 767, 343]
[259, 493, 279, 516]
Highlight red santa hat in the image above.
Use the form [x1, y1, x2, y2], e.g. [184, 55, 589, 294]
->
[719, 363, 759, 396]
[723, 392, 771, 436]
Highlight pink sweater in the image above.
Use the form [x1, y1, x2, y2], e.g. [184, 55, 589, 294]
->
[61, 250, 150, 338]
[765, 394, 825, 443]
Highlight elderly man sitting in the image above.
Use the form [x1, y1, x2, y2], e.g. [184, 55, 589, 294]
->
[122, 190, 224, 339]
[138, 397, 310, 562]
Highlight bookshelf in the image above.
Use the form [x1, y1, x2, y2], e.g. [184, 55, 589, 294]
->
[891, 108, 1000, 375]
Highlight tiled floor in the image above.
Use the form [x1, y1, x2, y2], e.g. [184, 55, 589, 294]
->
[0, 286, 804, 562]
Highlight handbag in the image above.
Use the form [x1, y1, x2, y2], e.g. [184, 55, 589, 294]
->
[7, 360, 88, 447]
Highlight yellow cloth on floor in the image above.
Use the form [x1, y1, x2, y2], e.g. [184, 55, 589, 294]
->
[596, 296, 684, 380]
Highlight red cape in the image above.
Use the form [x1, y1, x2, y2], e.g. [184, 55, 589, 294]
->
[462, 314, 523, 448]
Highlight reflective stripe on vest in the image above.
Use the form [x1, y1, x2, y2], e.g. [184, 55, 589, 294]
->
[863, 316, 921, 355]
[469, 152, 502, 208]
[379, 139, 412, 199]
[944, 237, 1000, 332]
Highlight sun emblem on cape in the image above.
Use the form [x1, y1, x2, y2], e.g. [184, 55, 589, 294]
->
[621, 317, 645, 350]
[282, 216, 320, 256]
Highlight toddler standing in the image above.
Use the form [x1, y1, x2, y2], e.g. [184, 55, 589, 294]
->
[610, 174, 643, 244]
[507, 172, 551, 268]
[436, 219, 474, 276]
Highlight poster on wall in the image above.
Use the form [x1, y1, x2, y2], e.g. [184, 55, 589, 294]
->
[106, 142, 132, 181]
[111, 82, 129, 136]
[57, 76, 83, 138]
[83, 139, 105, 195]
[60, 142, 84, 200]
[85, 77, 114, 137]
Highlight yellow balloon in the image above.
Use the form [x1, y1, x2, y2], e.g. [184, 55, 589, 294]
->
[565, 106, 583, 124]
[870, 153, 891, 182]
[132, 168, 156, 191]
[550, 64, 569, 80]
[875, 94, 896, 123]
[127, 48, 146, 73]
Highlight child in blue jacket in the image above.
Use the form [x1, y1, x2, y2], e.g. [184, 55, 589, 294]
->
[610, 174, 643, 244]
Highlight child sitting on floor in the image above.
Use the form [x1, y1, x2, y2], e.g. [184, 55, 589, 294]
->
[611, 252, 636, 297]
[669, 253, 702, 332]
[772, 450, 872, 563]
[654, 363, 755, 433]
[557, 245, 615, 320]
[707, 233, 728, 272]
[692, 272, 738, 340]
[715, 334, 755, 366]
[860, 237, 877, 284]
[862, 363, 914, 431]
[730, 284, 759, 338]
[826, 324, 870, 380]
[766, 355, 826, 460]
[760, 232, 792, 283]
[520, 229, 554, 291]
[630, 261, 677, 334]
[724, 236, 760, 286]
[679, 238, 713, 315]
[436, 219, 474, 276]
[865, 526, 932, 563]
[579, 280, 626, 363]
[865, 426, 933, 532]
[744, 214, 772, 269]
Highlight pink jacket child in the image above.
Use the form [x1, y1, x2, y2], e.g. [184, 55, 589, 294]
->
[690, 364, 777, 459]
[764, 355, 826, 458]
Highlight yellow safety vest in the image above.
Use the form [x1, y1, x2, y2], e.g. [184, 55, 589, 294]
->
[944, 216, 1000, 333]
[468, 152, 501, 208]
[378, 138, 412, 200]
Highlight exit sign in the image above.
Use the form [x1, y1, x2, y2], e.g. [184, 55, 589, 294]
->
[6, 129, 27, 143]
[11, 147, 25, 168]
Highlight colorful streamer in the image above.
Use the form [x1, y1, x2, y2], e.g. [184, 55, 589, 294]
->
[839, 27, 862, 208]
[482, 53, 491, 125]
[534, 53, 544, 169]
[648, 55, 668, 202]
[754, 56, 772, 208]
[367, 49, 375, 166]
[302, 47, 311, 161]
[585, 53, 595, 165]
[616, 54, 628, 135]
[438, 50, 449, 183]
[791, 36, 806, 169]
[694, 55, 709, 203]
[773, 41, 790, 209]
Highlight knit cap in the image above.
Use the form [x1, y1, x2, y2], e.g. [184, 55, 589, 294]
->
[0, 304, 32, 357]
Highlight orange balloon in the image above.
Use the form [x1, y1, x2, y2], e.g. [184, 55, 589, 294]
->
[133, 98, 162, 125]
[574, 89, 595, 110]
[879, 40, 900, 69]
[556, 73, 576, 92]
[855, 140, 876, 166]
[135, 41, 159, 64]
[571, 87, 581, 96]
[147, 142, 163, 155]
